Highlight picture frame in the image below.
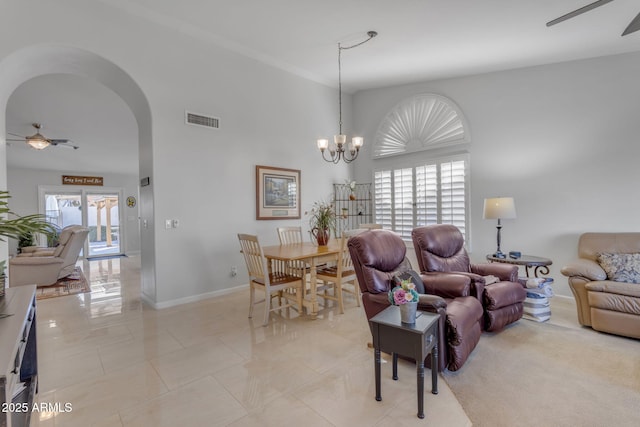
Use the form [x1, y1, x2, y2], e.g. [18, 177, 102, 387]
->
[256, 165, 301, 220]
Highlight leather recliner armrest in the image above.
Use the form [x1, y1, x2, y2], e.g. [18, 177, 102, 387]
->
[419, 272, 472, 298]
[417, 293, 447, 310]
[585, 281, 640, 298]
[471, 263, 518, 282]
[427, 271, 484, 300]
[561, 259, 606, 281]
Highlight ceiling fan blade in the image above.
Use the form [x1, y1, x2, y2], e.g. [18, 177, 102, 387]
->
[6, 138, 24, 142]
[622, 11, 640, 36]
[7, 132, 25, 138]
[51, 141, 79, 150]
[547, 0, 614, 27]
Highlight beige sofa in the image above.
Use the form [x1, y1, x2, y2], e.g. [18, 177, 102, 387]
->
[9, 225, 89, 287]
[561, 232, 640, 339]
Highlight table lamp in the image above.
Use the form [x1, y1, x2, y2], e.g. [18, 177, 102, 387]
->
[483, 197, 516, 258]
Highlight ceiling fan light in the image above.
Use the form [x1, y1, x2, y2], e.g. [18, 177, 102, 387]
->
[26, 133, 50, 150]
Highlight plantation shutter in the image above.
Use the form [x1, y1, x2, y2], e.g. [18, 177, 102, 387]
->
[374, 155, 468, 241]
[415, 164, 438, 227]
[373, 171, 392, 230]
[393, 168, 414, 239]
[440, 160, 466, 237]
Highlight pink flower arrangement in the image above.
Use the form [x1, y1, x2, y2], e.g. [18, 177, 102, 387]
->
[388, 279, 419, 305]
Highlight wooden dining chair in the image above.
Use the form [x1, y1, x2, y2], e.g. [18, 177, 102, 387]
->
[238, 233, 304, 326]
[315, 231, 362, 313]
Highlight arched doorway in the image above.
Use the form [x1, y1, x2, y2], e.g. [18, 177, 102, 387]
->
[0, 44, 157, 302]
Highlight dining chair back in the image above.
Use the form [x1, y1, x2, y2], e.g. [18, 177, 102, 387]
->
[316, 231, 362, 313]
[277, 226, 304, 244]
[276, 226, 310, 291]
[238, 233, 304, 326]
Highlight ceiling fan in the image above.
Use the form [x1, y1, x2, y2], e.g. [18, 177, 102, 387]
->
[6, 123, 79, 150]
[547, 0, 640, 36]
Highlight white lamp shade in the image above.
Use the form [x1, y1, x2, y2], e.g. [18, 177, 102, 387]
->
[351, 136, 364, 148]
[317, 138, 329, 150]
[334, 134, 346, 145]
[483, 197, 516, 220]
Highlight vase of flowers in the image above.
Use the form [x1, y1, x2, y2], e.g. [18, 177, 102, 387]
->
[306, 200, 336, 246]
[389, 278, 420, 324]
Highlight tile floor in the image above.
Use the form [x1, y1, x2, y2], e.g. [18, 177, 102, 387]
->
[30, 256, 471, 426]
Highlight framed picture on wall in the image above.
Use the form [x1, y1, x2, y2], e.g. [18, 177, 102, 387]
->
[256, 165, 301, 220]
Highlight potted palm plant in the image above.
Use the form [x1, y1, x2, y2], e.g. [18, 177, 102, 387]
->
[306, 200, 337, 246]
[1, 191, 55, 296]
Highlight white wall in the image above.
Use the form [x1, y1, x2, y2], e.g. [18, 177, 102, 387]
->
[353, 52, 640, 296]
[6, 168, 141, 256]
[0, 0, 350, 306]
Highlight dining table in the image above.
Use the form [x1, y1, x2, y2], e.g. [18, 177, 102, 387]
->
[261, 241, 342, 318]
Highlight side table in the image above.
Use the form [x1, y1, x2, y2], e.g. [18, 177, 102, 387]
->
[486, 254, 552, 278]
[369, 305, 439, 419]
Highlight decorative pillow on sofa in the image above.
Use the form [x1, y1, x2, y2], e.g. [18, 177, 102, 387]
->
[596, 253, 640, 284]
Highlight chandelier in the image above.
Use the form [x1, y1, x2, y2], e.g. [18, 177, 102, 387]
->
[317, 31, 377, 164]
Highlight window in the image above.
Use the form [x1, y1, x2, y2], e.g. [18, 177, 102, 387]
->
[374, 155, 468, 241]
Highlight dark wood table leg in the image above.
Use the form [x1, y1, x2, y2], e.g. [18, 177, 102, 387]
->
[417, 360, 425, 419]
[431, 340, 438, 394]
[392, 353, 398, 380]
[375, 348, 382, 401]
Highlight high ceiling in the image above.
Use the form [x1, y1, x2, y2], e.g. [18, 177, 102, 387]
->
[6, 0, 640, 174]
[104, 0, 640, 91]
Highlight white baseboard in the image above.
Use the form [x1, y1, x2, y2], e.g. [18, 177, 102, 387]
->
[141, 284, 249, 310]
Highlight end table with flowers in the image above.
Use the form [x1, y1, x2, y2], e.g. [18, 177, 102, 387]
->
[389, 279, 420, 324]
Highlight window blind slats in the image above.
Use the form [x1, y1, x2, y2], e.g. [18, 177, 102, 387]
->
[374, 157, 467, 241]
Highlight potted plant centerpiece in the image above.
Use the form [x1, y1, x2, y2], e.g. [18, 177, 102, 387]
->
[306, 200, 336, 246]
[0, 191, 55, 296]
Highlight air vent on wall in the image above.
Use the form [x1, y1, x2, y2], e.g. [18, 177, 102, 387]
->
[185, 111, 220, 129]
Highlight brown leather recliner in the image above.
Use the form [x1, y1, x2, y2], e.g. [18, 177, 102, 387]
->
[347, 229, 483, 372]
[412, 224, 526, 332]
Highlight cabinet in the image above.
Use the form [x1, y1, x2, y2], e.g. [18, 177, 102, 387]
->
[333, 183, 373, 236]
[0, 285, 38, 427]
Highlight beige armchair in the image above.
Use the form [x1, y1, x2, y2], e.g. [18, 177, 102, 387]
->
[561, 232, 640, 339]
[9, 225, 89, 287]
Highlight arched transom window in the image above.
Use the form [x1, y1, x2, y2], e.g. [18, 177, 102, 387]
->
[373, 93, 469, 158]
